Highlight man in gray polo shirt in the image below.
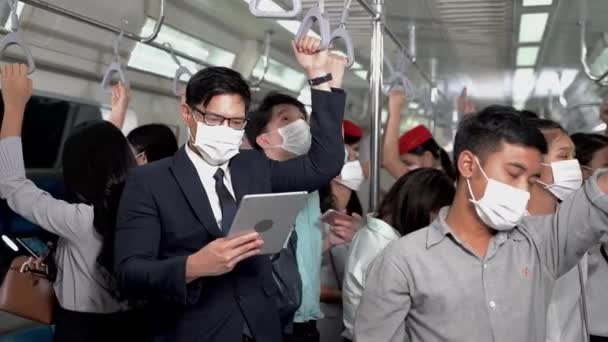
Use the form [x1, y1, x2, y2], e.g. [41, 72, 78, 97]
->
[354, 106, 608, 342]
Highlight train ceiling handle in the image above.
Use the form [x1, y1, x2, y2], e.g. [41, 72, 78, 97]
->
[249, 0, 302, 19]
[383, 72, 414, 97]
[174, 66, 193, 97]
[329, 27, 354, 68]
[295, 5, 331, 51]
[100, 62, 129, 93]
[1, 0, 35, 74]
[101, 31, 130, 93]
[0, 32, 36, 74]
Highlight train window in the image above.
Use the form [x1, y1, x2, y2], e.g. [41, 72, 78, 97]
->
[352, 62, 368, 80]
[128, 18, 236, 78]
[251, 56, 306, 92]
[2, 0, 23, 30]
[0, 95, 71, 168]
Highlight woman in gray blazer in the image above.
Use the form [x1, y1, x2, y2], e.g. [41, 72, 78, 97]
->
[0, 64, 139, 342]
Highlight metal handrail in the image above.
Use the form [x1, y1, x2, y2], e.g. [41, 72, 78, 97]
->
[163, 42, 194, 96]
[19, 0, 165, 43]
[14, 0, 209, 71]
[250, 30, 273, 89]
[579, 0, 608, 86]
[354, 0, 447, 101]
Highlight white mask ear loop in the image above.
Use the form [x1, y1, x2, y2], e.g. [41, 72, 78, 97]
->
[467, 157, 488, 202]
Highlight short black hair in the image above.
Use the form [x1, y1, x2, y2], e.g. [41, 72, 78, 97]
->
[453, 105, 548, 176]
[245, 92, 307, 149]
[127, 124, 178, 162]
[526, 118, 566, 133]
[377, 168, 455, 235]
[186, 67, 251, 112]
[571, 133, 608, 166]
[519, 110, 539, 120]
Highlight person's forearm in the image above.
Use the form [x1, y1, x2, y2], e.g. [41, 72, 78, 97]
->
[382, 100, 409, 178]
[108, 107, 127, 130]
[0, 109, 24, 138]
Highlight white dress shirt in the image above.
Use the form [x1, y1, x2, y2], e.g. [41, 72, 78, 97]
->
[186, 146, 235, 228]
[342, 215, 400, 340]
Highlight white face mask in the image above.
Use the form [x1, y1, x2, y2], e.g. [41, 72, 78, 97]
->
[336, 160, 365, 191]
[190, 122, 243, 166]
[267, 119, 312, 156]
[536, 159, 583, 201]
[467, 158, 530, 231]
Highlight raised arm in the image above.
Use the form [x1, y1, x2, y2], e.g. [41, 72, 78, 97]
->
[382, 89, 410, 179]
[107, 82, 130, 130]
[270, 39, 346, 192]
[528, 170, 608, 279]
[0, 64, 92, 242]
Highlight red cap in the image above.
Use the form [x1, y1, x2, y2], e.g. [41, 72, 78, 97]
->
[399, 125, 433, 155]
[343, 120, 363, 139]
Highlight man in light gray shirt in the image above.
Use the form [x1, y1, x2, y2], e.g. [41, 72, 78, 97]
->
[354, 106, 608, 342]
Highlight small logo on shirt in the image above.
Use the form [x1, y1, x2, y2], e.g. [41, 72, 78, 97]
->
[522, 267, 529, 278]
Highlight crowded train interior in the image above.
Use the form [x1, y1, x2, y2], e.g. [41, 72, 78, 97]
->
[0, 0, 607, 341]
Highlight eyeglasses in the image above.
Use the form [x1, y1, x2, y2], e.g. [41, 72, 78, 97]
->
[191, 107, 248, 130]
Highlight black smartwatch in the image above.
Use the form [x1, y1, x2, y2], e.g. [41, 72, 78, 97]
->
[308, 73, 332, 87]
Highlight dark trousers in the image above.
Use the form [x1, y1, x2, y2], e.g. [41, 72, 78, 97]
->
[284, 321, 319, 342]
[591, 336, 608, 342]
[54, 306, 144, 342]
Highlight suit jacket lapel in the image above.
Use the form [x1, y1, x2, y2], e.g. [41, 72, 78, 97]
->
[169, 147, 223, 238]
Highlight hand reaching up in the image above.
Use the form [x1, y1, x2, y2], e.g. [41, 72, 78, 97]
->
[292, 37, 328, 78]
[1, 64, 32, 116]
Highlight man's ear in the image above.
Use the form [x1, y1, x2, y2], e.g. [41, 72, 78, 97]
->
[458, 150, 476, 178]
[256, 134, 271, 149]
[180, 103, 193, 126]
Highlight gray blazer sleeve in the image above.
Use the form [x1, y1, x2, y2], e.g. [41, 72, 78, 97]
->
[0, 137, 94, 242]
[524, 170, 608, 279]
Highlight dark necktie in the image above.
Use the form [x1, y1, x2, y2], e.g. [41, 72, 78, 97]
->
[213, 168, 237, 232]
[214, 170, 252, 337]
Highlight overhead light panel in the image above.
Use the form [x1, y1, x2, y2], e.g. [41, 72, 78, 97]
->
[518, 13, 549, 43]
[523, 0, 552, 6]
[516, 46, 540, 66]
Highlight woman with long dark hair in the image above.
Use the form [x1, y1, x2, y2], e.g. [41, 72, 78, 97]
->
[0, 64, 138, 341]
[341, 168, 455, 341]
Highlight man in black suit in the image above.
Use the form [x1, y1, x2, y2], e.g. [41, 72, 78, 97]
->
[114, 37, 346, 342]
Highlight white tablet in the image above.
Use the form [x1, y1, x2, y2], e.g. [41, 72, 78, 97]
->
[228, 191, 309, 254]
